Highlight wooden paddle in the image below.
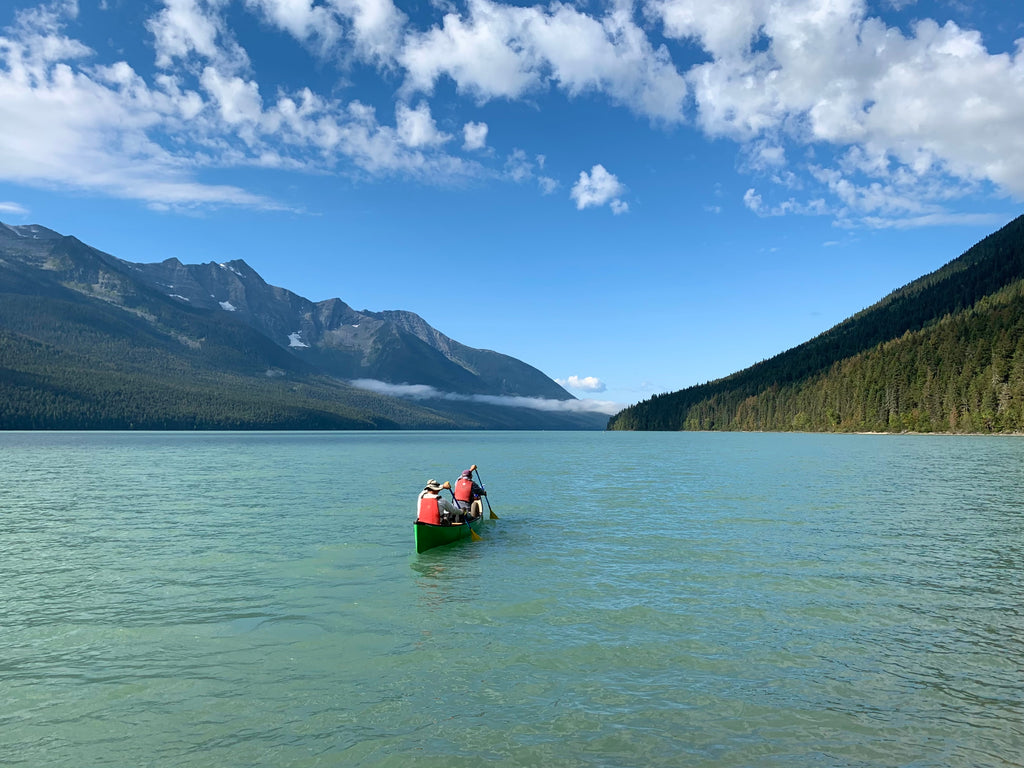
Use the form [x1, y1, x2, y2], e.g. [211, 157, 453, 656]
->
[446, 481, 482, 541]
[470, 464, 499, 519]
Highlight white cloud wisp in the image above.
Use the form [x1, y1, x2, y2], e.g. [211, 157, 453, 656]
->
[0, 201, 29, 215]
[349, 379, 622, 415]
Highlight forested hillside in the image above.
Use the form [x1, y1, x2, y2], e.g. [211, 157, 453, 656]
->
[0, 307, 452, 430]
[608, 214, 1024, 433]
[0, 222, 604, 430]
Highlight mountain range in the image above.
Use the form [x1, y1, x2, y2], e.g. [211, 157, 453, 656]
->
[0, 222, 605, 430]
[608, 213, 1024, 433]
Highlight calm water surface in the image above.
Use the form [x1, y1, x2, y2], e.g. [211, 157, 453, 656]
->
[1, 431, 1022, 767]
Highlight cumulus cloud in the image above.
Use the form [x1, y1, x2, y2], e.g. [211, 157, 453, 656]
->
[462, 120, 487, 151]
[201, 66, 263, 129]
[556, 375, 607, 393]
[243, 0, 337, 48]
[148, 0, 249, 71]
[400, 0, 687, 122]
[349, 379, 621, 414]
[242, 0, 407, 64]
[334, 0, 409, 64]
[396, 101, 450, 148]
[571, 164, 628, 212]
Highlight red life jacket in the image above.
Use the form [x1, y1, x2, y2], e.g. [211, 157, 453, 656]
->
[454, 477, 475, 504]
[417, 492, 441, 525]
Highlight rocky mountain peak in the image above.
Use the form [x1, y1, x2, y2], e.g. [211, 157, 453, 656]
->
[1, 219, 582, 421]
[0, 223, 63, 240]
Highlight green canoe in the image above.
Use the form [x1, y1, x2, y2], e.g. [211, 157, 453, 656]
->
[414, 516, 483, 554]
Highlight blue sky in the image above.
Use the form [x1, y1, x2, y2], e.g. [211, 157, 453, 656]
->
[1, 0, 1022, 415]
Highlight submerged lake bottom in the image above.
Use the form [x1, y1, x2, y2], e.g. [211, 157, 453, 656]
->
[2, 430, 1022, 767]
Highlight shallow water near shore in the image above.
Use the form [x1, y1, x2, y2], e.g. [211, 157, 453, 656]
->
[2, 430, 1022, 767]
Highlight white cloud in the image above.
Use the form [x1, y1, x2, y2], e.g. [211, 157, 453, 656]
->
[331, 0, 408, 64]
[856, 212, 1009, 230]
[0, 201, 29, 215]
[149, 0, 220, 66]
[242, 0, 409, 64]
[0, 7, 280, 210]
[0, 2, 485, 208]
[646, 0, 768, 59]
[13, 0, 79, 36]
[556, 375, 607, 393]
[504, 148, 534, 183]
[325, 101, 479, 180]
[400, 0, 687, 122]
[571, 164, 627, 211]
[744, 187, 828, 218]
[1, 0, 1021, 225]
[648, 0, 1024, 224]
[538, 176, 558, 195]
[200, 66, 263, 129]
[396, 101, 450, 148]
[349, 378, 621, 414]
[243, 0, 337, 46]
[503, 148, 560, 194]
[462, 120, 487, 150]
[148, 0, 249, 71]
[400, 3, 534, 100]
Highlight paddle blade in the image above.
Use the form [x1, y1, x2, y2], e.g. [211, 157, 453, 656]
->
[470, 527, 483, 542]
[489, 510, 499, 520]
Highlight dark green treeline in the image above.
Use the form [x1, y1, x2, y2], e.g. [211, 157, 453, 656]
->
[609, 213, 1024, 434]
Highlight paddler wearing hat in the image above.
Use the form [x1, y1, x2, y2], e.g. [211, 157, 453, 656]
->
[416, 479, 462, 525]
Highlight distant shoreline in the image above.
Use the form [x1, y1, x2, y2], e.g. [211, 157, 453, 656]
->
[3, 427, 1022, 436]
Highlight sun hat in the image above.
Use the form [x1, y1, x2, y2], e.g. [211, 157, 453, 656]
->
[425, 479, 443, 492]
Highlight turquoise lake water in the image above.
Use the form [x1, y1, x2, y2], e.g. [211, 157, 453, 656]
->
[2, 430, 1022, 767]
